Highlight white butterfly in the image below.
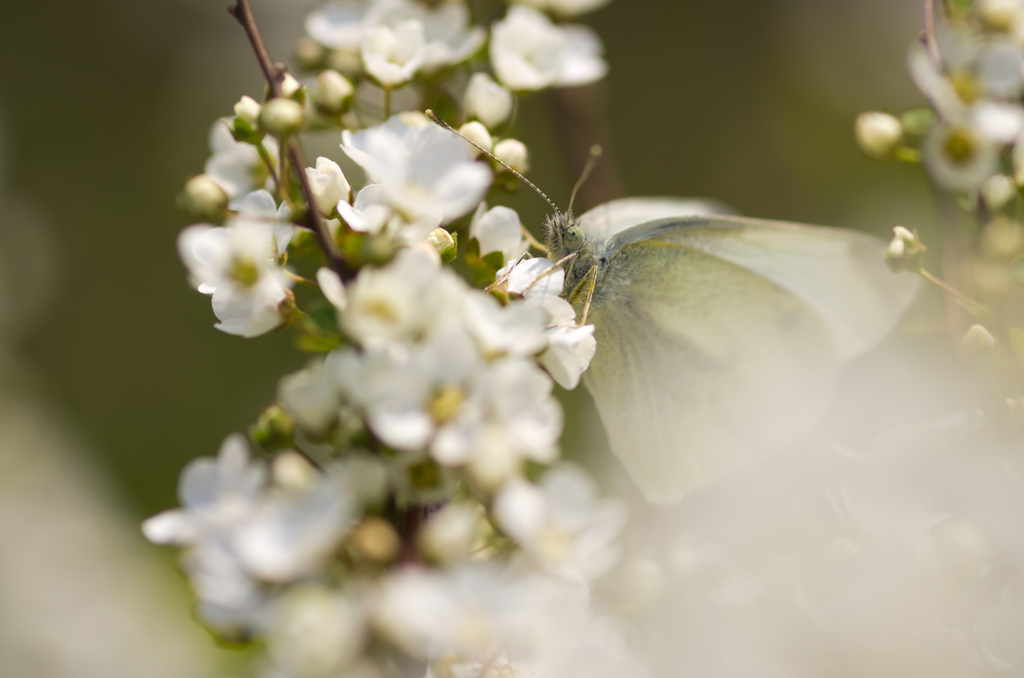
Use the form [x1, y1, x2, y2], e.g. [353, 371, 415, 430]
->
[544, 197, 919, 504]
[425, 111, 918, 505]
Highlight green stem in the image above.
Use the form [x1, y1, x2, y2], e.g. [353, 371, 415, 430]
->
[919, 267, 988, 316]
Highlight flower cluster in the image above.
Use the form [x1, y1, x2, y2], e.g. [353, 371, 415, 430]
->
[856, 2, 1024, 399]
[154, 1, 632, 676]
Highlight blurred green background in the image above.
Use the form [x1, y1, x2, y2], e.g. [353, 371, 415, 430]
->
[0, 0, 933, 519]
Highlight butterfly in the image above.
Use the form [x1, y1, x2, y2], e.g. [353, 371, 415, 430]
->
[426, 111, 919, 504]
[544, 197, 918, 503]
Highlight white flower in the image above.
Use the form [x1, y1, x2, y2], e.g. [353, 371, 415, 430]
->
[922, 120, 999, 192]
[432, 358, 562, 489]
[490, 6, 607, 91]
[538, 324, 595, 389]
[265, 586, 366, 677]
[305, 0, 374, 50]
[494, 465, 626, 581]
[278, 359, 340, 437]
[231, 472, 354, 583]
[499, 256, 565, 299]
[373, 565, 645, 678]
[341, 247, 467, 346]
[362, 21, 427, 88]
[177, 191, 295, 337]
[376, 0, 486, 74]
[329, 328, 480, 450]
[316, 266, 348, 311]
[465, 72, 514, 129]
[512, 0, 613, 17]
[343, 114, 493, 227]
[463, 290, 549, 358]
[470, 203, 527, 262]
[142, 434, 266, 546]
[337, 183, 400, 236]
[305, 156, 351, 217]
[204, 122, 279, 201]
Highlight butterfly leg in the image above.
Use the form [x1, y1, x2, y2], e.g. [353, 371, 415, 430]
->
[578, 264, 599, 325]
[521, 251, 578, 294]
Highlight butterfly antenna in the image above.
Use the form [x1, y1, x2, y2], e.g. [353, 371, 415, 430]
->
[568, 145, 603, 214]
[425, 109, 562, 217]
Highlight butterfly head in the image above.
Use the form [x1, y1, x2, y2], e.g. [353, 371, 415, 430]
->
[544, 210, 586, 260]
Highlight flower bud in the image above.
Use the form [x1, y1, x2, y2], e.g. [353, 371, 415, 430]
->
[281, 72, 303, 99]
[312, 69, 354, 116]
[982, 174, 1017, 212]
[425, 227, 457, 264]
[981, 216, 1024, 257]
[883, 225, 926, 273]
[294, 36, 326, 71]
[250, 404, 296, 451]
[305, 156, 351, 216]
[272, 450, 318, 491]
[180, 174, 228, 223]
[961, 324, 997, 353]
[233, 95, 262, 127]
[493, 138, 529, 174]
[278, 362, 339, 437]
[419, 503, 483, 566]
[260, 97, 305, 137]
[978, 0, 1020, 30]
[855, 111, 903, 161]
[465, 72, 514, 129]
[348, 517, 401, 563]
[458, 121, 493, 157]
[327, 48, 363, 78]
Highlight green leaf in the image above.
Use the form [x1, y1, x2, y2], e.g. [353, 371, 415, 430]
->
[295, 333, 342, 353]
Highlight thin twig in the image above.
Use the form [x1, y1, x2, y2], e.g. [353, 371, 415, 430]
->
[256, 143, 280, 191]
[923, 0, 942, 69]
[919, 268, 988, 316]
[228, 0, 354, 281]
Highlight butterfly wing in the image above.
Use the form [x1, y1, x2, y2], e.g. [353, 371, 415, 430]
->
[584, 214, 918, 504]
[577, 196, 736, 242]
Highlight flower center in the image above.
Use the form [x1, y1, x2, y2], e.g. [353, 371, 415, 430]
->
[429, 385, 466, 424]
[228, 256, 261, 287]
[944, 128, 976, 165]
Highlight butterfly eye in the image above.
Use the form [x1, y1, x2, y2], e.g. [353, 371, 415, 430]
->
[563, 225, 584, 250]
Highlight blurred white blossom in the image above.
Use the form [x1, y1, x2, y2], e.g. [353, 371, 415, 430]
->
[494, 465, 626, 581]
[204, 123, 279, 202]
[343, 113, 492, 228]
[490, 6, 608, 91]
[465, 72, 515, 129]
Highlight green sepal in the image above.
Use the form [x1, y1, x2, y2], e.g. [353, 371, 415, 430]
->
[441, 232, 458, 264]
[465, 237, 505, 287]
[250, 404, 296, 453]
[229, 117, 265, 145]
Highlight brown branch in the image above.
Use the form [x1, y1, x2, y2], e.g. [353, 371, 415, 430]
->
[228, 0, 354, 281]
[923, 0, 942, 69]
